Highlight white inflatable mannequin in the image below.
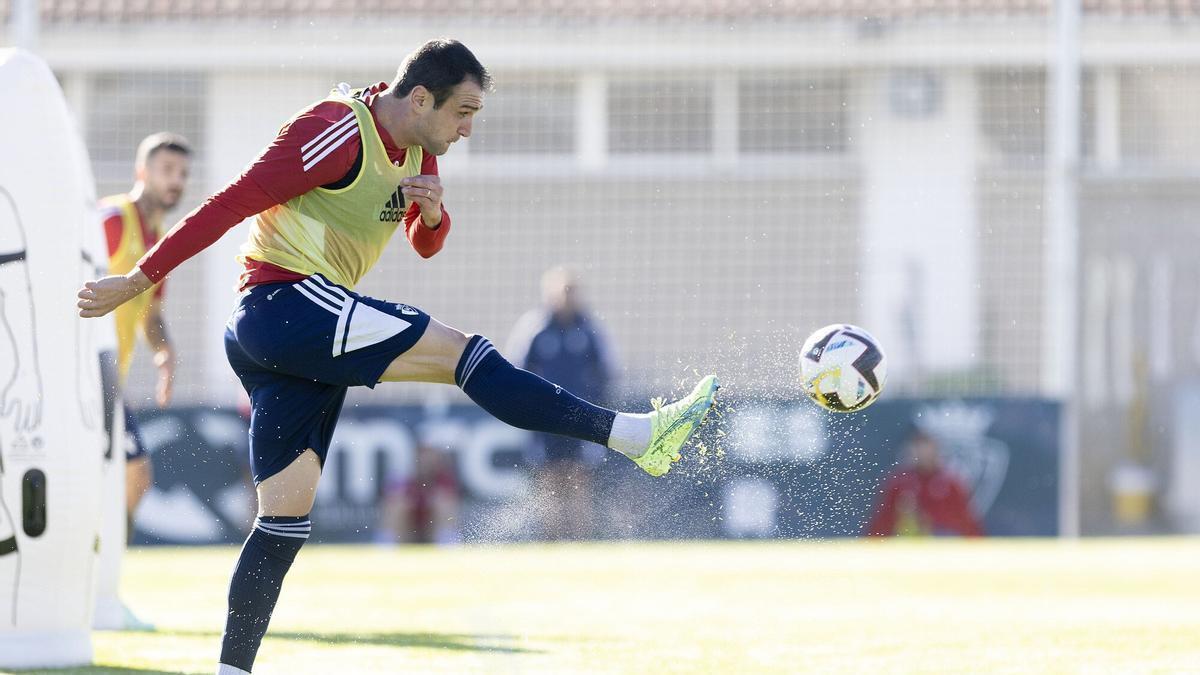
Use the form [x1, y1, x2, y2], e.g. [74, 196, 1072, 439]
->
[0, 48, 107, 669]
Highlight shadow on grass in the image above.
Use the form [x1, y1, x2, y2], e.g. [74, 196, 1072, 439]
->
[166, 628, 542, 654]
[272, 630, 541, 654]
[5, 662, 187, 667]
[9, 631, 540, 673]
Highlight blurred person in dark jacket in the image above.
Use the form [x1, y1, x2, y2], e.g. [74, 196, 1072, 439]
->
[506, 267, 616, 540]
[866, 428, 984, 537]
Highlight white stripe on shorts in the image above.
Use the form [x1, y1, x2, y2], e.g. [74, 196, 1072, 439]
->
[300, 278, 346, 310]
[294, 283, 341, 315]
[309, 274, 351, 303]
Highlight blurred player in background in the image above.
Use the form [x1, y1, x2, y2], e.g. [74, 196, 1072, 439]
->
[96, 133, 190, 630]
[377, 440, 460, 545]
[866, 428, 984, 537]
[78, 39, 717, 675]
[507, 267, 616, 540]
[100, 132, 189, 535]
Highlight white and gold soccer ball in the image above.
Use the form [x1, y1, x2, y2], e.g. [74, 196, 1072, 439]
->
[799, 324, 888, 413]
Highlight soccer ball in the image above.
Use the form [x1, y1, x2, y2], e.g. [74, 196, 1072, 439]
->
[799, 324, 888, 413]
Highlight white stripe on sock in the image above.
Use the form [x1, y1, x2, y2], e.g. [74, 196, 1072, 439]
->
[256, 521, 311, 531]
[458, 339, 488, 385]
[217, 663, 252, 675]
[255, 520, 311, 529]
[462, 343, 487, 378]
[461, 344, 496, 386]
[255, 526, 311, 540]
[256, 526, 311, 536]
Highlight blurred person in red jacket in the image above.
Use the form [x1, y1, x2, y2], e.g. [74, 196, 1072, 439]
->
[866, 428, 984, 537]
[378, 441, 460, 545]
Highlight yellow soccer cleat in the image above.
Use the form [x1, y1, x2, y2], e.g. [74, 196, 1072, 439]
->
[631, 375, 720, 477]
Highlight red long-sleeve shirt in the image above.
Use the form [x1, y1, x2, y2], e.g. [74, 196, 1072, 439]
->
[137, 82, 450, 289]
[866, 468, 985, 537]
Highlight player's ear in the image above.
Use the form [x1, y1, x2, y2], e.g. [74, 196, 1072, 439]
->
[410, 85, 430, 110]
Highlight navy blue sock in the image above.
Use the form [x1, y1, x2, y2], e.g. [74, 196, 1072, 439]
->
[456, 336, 616, 446]
[219, 515, 311, 672]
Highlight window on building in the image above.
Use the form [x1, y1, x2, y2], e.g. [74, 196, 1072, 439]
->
[609, 76, 712, 153]
[739, 72, 849, 153]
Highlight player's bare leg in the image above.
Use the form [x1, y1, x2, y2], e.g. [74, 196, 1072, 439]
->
[379, 318, 466, 384]
[256, 449, 321, 517]
[124, 455, 153, 537]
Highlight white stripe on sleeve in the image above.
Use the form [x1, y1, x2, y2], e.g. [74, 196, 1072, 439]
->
[300, 111, 354, 154]
[302, 124, 359, 172]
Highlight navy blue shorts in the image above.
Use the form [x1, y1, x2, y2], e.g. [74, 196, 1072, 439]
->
[123, 405, 148, 461]
[224, 274, 431, 483]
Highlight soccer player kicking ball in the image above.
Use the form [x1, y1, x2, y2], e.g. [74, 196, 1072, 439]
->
[77, 39, 718, 675]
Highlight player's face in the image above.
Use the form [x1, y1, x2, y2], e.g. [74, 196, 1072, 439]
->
[140, 149, 190, 211]
[421, 80, 484, 156]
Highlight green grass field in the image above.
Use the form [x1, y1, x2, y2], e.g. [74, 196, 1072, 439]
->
[9, 538, 1200, 674]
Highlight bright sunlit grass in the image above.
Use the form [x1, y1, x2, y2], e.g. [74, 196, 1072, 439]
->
[10, 538, 1200, 674]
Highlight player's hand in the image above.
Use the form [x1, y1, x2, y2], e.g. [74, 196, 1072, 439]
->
[154, 347, 175, 407]
[400, 175, 443, 228]
[77, 269, 153, 318]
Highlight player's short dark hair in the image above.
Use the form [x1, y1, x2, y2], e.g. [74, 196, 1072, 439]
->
[135, 132, 192, 168]
[392, 39, 492, 109]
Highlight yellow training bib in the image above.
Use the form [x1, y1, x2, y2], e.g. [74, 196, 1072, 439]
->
[238, 93, 425, 289]
[100, 194, 157, 383]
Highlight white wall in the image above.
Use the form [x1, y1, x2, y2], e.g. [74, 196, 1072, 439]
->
[858, 68, 979, 387]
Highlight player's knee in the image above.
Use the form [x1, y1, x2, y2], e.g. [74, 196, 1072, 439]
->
[256, 450, 321, 516]
[431, 322, 469, 355]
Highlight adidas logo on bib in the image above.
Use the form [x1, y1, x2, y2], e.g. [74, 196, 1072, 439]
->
[379, 186, 405, 222]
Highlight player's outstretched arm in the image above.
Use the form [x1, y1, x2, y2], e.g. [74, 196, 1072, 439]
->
[77, 101, 363, 318]
[77, 269, 153, 318]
